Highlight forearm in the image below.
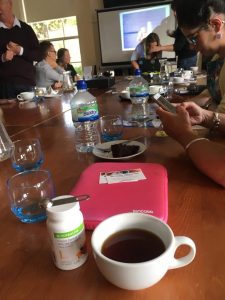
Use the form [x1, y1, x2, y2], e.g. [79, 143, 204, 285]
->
[189, 93, 211, 107]
[158, 45, 174, 52]
[186, 140, 225, 187]
[131, 60, 139, 70]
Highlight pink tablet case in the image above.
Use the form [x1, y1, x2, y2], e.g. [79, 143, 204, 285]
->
[70, 162, 168, 230]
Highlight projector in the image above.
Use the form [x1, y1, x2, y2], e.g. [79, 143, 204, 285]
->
[85, 76, 115, 89]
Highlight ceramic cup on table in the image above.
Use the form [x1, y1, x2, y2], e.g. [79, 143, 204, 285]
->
[91, 213, 196, 290]
[17, 91, 35, 102]
[182, 70, 193, 80]
[119, 89, 130, 100]
[173, 77, 185, 84]
[149, 85, 163, 94]
[190, 66, 199, 75]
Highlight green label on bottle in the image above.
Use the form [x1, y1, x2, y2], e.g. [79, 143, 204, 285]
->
[54, 223, 84, 238]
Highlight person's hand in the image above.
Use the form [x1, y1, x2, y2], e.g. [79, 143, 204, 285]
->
[148, 45, 161, 53]
[7, 41, 21, 55]
[156, 105, 192, 141]
[2, 49, 14, 61]
[180, 102, 205, 125]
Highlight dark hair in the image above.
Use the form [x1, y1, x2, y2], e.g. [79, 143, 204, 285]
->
[144, 32, 161, 58]
[39, 41, 53, 60]
[174, 0, 225, 29]
[57, 48, 68, 64]
[145, 32, 160, 46]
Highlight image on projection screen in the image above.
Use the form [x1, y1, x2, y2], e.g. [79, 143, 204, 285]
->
[120, 5, 171, 51]
[97, 2, 175, 65]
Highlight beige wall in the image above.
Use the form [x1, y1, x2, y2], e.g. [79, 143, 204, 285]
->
[13, 0, 103, 68]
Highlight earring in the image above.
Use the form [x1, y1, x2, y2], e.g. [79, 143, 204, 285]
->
[216, 32, 222, 39]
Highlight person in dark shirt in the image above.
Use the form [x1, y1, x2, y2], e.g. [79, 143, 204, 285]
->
[149, 1, 197, 70]
[57, 48, 77, 81]
[0, 0, 40, 99]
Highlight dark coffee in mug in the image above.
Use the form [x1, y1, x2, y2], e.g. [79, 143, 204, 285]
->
[101, 228, 166, 263]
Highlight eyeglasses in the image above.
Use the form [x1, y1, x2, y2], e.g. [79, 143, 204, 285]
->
[186, 26, 206, 45]
[186, 19, 225, 45]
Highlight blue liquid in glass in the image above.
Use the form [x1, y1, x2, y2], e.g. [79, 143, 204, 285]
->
[11, 204, 46, 223]
[12, 157, 44, 172]
[101, 133, 122, 142]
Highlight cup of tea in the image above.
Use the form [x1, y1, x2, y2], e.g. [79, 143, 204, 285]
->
[91, 213, 196, 290]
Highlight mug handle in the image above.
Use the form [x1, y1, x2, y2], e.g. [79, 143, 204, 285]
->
[169, 236, 196, 269]
[17, 95, 23, 101]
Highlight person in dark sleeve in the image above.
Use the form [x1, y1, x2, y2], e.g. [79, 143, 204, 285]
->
[0, 0, 40, 99]
[57, 48, 77, 82]
[149, 1, 197, 70]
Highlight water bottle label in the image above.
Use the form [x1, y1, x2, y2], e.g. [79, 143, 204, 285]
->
[130, 86, 149, 97]
[77, 103, 99, 122]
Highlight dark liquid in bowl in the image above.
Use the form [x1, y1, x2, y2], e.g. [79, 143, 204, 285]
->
[101, 228, 166, 263]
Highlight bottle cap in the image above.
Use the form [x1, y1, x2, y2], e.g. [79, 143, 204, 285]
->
[134, 69, 141, 76]
[77, 80, 87, 90]
[46, 195, 80, 220]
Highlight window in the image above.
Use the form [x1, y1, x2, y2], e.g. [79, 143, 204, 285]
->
[30, 16, 82, 74]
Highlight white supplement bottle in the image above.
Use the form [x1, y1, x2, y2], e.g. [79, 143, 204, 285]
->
[46, 195, 88, 270]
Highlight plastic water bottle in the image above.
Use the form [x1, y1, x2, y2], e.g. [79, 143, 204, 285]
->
[129, 69, 149, 120]
[70, 80, 100, 152]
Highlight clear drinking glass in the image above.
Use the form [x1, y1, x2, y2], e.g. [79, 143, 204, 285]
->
[100, 115, 123, 142]
[0, 121, 14, 162]
[7, 170, 55, 223]
[11, 138, 44, 172]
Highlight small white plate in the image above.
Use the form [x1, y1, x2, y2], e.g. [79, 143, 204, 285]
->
[93, 140, 147, 160]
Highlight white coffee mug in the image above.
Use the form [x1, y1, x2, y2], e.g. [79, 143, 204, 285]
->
[120, 89, 130, 100]
[190, 66, 199, 75]
[182, 70, 193, 80]
[91, 213, 196, 290]
[173, 77, 184, 83]
[17, 91, 35, 102]
[149, 85, 163, 94]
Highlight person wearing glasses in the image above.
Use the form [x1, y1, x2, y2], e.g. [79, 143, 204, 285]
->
[36, 41, 64, 89]
[157, 0, 225, 187]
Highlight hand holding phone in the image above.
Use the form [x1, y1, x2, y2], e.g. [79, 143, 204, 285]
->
[152, 93, 176, 113]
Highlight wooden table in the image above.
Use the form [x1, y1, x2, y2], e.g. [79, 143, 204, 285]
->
[0, 80, 224, 300]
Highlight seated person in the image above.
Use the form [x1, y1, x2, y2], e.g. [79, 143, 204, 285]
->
[167, 0, 225, 113]
[131, 32, 162, 73]
[35, 41, 64, 89]
[57, 48, 77, 82]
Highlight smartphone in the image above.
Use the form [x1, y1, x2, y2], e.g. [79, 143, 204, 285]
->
[152, 93, 176, 113]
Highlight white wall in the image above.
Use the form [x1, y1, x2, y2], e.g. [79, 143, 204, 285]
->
[13, 0, 103, 68]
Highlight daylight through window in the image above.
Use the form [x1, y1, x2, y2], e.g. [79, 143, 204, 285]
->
[30, 16, 82, 74]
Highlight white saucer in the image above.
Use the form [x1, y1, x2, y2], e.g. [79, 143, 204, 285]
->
[44, 93, 62, 98]
[93, 140, 147, 160]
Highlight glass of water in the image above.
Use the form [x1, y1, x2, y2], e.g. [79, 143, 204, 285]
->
[100, 115, 123, 142]
[7, 170, 55, 223]
[11, 138, 44, 172]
